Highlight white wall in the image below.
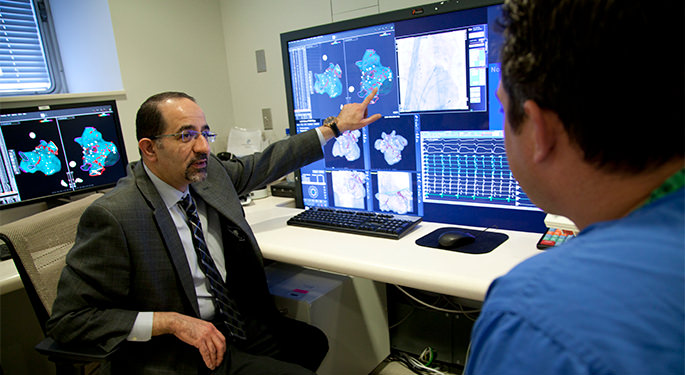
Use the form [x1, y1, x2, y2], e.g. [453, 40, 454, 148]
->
[107, 0, 234, 160]
[219, 0, 330, 145]
[49, 0, 124, 93]
[219, 0, 437, 145]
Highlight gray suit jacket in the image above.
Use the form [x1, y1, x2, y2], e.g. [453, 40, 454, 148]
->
[46, 129, 323, 374]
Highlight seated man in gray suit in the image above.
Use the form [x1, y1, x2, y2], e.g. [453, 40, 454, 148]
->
[46, 89, 381, 374]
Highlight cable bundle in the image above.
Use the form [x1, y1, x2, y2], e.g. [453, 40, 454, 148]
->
[389, 348, 452, 375]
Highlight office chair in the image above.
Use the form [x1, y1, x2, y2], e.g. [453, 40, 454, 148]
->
[0, 193, 117, 375]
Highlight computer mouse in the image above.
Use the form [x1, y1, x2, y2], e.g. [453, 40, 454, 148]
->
[438, 231, 476, 248]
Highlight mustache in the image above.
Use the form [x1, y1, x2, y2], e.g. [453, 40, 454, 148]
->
[188, 153, 208, 165]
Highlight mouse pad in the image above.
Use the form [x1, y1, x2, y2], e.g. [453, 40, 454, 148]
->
[415, 227, 509, 254]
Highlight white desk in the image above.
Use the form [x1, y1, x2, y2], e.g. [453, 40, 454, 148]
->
[0, 196, 544, 301]
[246, 196, 544, 302]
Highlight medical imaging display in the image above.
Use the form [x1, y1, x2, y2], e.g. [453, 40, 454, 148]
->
[282, 1, 546, 231]
[0, 101, 128, 209]
[73, 127, 121, 177]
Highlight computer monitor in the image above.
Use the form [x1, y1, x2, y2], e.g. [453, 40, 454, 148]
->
[280, 0, 546, 232]
[0, 100, 128, 209]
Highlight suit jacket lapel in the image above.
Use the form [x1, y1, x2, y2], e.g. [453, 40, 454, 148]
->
[192, 160, 253, 238]
[194, 184, 239, 223]
[132, 162, 201, 317]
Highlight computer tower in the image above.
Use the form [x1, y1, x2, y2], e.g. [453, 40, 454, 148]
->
[266, 262, 390, 375]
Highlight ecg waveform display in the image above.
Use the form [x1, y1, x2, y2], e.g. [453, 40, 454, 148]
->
[421, 134, 537, 209]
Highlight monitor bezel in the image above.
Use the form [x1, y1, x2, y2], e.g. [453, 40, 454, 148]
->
[0, 99, 129, 210]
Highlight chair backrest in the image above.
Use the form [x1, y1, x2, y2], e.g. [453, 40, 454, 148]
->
[0, 193, 103, 332]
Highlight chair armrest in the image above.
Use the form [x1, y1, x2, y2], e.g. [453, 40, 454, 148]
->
[35, 337, 118, 363]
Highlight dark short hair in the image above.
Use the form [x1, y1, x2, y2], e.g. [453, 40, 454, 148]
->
[136, 92, 196, 141]
[499, 0, 684, 173]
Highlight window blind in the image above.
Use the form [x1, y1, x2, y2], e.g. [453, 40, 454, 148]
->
[0, 0, 53, 94]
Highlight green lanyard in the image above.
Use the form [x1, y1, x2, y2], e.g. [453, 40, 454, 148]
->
[642, 168, 685, 207]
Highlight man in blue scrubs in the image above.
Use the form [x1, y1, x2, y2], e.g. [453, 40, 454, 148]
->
[465, 0, 684, 373]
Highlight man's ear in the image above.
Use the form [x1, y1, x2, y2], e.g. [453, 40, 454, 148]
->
[138, 138, 157, 161]
[523, 100, 559, 164]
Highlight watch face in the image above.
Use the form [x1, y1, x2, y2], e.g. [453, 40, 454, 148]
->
[324, 116, 337, 126]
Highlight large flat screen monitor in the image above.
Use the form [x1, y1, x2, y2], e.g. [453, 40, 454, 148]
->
[0, 100, 128, 209]
[281, 0, 546, 232]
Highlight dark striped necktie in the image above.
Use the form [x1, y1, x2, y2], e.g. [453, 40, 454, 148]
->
[178, 193, 247, 340]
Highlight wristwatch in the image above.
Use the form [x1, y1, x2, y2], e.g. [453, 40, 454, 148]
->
[323, 116, 342, 138]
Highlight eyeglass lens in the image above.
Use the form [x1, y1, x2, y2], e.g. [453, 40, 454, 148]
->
[181, 130, 216, 143]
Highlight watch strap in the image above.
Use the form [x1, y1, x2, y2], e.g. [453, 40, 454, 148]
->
[323, 116, 342, 137]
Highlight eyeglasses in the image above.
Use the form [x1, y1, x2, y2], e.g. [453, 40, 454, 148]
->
[152, 129, 217, 143]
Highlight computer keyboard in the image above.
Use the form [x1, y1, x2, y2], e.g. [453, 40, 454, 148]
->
[287, 207, 422, 239]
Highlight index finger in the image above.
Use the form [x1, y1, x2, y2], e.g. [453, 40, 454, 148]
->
[362, 87, 379, 106]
